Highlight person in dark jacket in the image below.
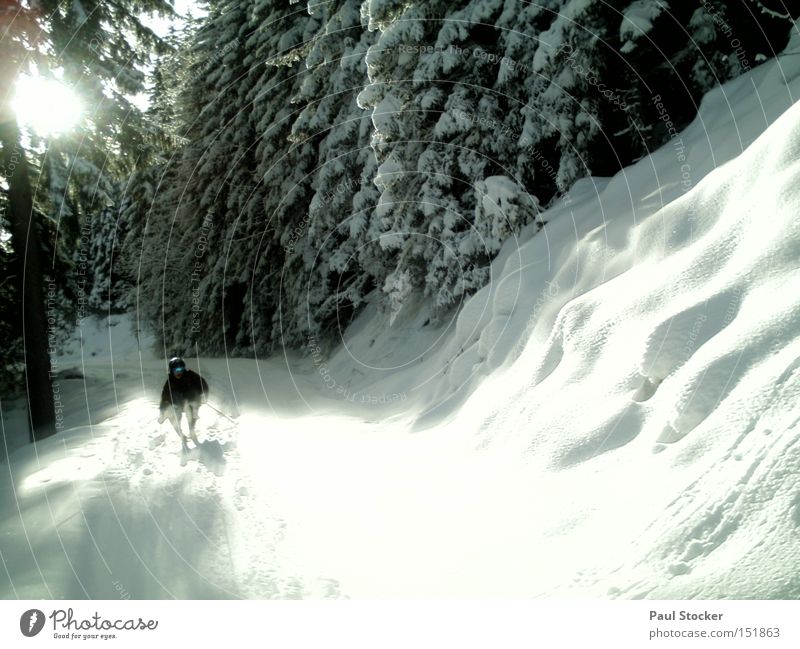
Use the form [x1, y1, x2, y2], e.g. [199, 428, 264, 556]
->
[158, 356, 209, 447]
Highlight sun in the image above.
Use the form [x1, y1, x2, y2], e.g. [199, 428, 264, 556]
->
[11, 75, 83, 136]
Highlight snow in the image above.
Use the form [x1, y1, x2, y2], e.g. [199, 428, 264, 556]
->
[369, 90, 402, 135]
[476, 175, 527, 224]
[4, 29, 800, 599]
[619, 0, 668, 51]
[57, 313, 154, 363]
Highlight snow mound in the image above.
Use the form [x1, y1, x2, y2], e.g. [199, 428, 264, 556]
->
[442, 57, 800, 597]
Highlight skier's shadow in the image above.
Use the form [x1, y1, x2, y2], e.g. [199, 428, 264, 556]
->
[179, 439, 228, 476]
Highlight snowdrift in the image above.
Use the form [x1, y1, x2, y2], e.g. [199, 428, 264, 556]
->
[3, 29, 800, 598]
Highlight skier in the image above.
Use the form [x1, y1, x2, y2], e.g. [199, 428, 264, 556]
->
[157, 356, 209, 447]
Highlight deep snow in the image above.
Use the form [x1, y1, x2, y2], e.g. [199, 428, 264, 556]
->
[3, 28, 800, 599]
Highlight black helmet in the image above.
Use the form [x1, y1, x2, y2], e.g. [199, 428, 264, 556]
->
[168, 357, 187, 376]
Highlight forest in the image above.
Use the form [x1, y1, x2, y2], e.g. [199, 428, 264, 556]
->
[1, 0, 796, 438]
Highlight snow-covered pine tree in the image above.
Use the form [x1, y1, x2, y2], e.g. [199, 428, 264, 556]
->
[132, 0, 254, 356]
[88, 199, 123, 312]
[127, 0, 797, 358]
[356, 0, 546, 322]
[615, 0, 797, 157]
[231, 0, 323, 353]
[276, 0, 380, 346]
[506, 1, 622, 191]
[34, 0, 174, 252]
[10, 0, 174, 332]
[136, 0, 324, 355]
[1, 0, 173, 410]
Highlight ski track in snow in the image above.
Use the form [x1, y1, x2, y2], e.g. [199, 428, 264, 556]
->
[104, 405, 348, 599]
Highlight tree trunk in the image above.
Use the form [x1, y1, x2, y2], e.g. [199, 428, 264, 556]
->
[0, 116, 57, 442]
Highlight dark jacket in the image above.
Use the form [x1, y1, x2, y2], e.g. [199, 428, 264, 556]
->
[160, 369, 209, 410]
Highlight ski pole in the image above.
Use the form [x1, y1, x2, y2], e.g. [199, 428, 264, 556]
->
[204, 401, 237, 422]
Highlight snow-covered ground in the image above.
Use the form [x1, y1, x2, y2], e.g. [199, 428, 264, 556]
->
[4, 30, 800, 599]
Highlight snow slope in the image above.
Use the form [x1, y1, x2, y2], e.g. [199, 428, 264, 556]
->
[3, 28, 800, 599]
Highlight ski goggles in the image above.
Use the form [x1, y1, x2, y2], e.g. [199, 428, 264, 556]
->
[173, 366, 186, 375]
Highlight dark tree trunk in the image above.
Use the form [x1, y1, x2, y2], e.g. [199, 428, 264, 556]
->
[0, 116, 57, 442]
